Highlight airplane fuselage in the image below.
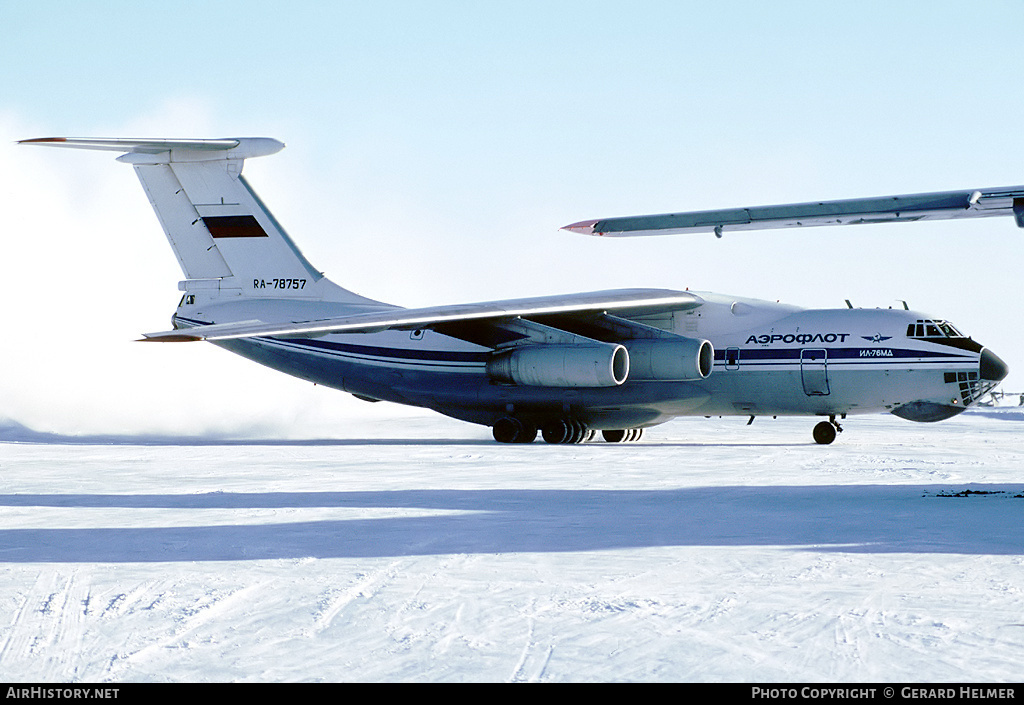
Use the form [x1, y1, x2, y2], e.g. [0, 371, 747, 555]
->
[174, 289, 1005, 436]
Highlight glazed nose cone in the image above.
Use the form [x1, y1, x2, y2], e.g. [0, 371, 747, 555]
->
[980, 348, 1009, 382]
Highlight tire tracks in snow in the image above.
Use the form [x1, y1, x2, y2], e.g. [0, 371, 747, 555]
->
[309, 559, 408, 636]
[0, 571, 94, 680]
[509, 602, 554, 682]
[103, 583, 263, 680]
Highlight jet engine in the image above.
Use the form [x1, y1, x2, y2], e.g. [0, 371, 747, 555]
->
[486, 343, 629, 387]
[625, 337, 713, 381]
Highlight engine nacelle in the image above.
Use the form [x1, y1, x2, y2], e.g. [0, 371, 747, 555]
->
[487, 343, 629, 387]
[625, 337, 713, 381]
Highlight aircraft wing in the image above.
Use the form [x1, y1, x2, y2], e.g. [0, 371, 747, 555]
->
[562, 186, 1024, 237]
[142, 288, 701, 342]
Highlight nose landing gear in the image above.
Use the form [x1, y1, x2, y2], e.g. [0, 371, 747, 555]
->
[812, 415, 843, 445]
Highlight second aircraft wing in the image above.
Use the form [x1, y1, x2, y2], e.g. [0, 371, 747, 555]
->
[563, 186, 1024, 237]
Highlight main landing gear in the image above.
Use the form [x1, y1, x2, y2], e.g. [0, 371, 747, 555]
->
[600, 428, 644, 443]
[491, 417, 644, 444]
[812, 415, 843, 445]
[491, 417, 538, 444]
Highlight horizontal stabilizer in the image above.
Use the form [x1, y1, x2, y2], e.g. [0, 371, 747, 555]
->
[563, 186, 1024, 237]
[19, 137, 284, 162]
[142, 289, 702, 342]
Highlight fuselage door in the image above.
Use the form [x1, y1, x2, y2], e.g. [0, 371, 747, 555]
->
[801, 348, 830, 396]
[725, 347, 740, 371]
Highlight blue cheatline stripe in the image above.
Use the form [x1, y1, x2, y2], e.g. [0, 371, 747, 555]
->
[713, 360, 975, 370]
[714, 347, 973, 362]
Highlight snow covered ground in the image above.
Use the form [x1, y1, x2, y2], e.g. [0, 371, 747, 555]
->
[1, 410, 1022, 682]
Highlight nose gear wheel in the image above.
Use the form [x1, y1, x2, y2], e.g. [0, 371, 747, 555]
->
[812, 416, 843, 445]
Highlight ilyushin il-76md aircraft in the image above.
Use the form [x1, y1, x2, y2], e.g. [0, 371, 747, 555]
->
[21, 136, 1014, 444]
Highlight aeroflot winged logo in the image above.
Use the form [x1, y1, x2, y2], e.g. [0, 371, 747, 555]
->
[862, 334, 893, 343]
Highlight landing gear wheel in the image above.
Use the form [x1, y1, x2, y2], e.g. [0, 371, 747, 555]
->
[493, 417, 523, 443]
[492, 417, 537, 444]
[516, 423, 538, 444]
[813, 421, 837, 445]
[602, 428, 643, 442]
[542, 419, 571, 444]
[566, 419, 586, 444]
[602, 429, 626, 443]
[542, 419, 589, 444]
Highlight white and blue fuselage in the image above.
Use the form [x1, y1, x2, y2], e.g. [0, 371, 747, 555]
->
[173, 289, 1006, 438]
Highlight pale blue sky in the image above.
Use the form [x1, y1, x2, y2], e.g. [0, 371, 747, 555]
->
[4, 1, 1024, 434]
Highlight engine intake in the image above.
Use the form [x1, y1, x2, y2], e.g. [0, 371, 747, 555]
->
[487, 343, 629, 387]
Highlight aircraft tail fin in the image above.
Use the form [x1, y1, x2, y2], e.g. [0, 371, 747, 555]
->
[20, 137, 376, 305]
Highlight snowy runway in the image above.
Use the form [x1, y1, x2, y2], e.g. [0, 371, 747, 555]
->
[1, 412, 1022, 681]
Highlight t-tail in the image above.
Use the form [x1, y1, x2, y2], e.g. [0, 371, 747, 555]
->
[19, 137, 379, 306]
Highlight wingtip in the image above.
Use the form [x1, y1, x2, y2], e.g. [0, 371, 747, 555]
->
[137, 333, 203, 343]
[17, 137, 67, 145]
[561, 219, 601, 235]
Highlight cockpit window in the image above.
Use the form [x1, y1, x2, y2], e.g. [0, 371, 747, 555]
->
[938, 321, 962, 337]
[907, 319, 964, 339]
